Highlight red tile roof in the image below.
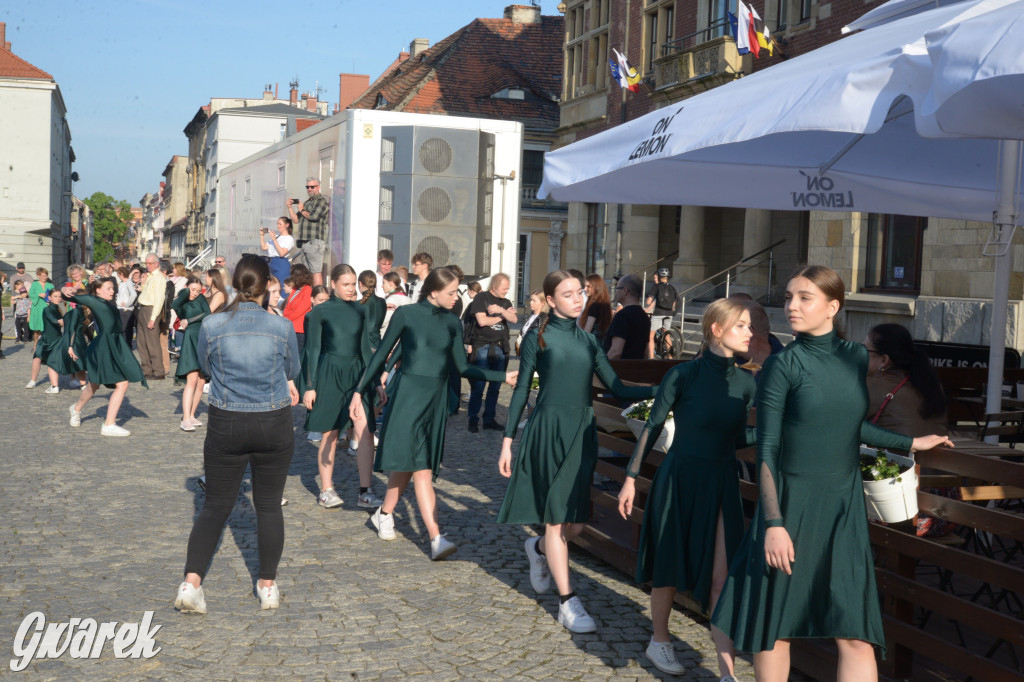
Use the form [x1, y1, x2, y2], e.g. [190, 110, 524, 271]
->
[350, 15, 563, 131]
[0, 45, 52, 80]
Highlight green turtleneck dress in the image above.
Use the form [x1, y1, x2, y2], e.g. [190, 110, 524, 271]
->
[62, 294, 147, 389]
[49, 305, 87, 375]
[33, 303, 64, 364]
[170, 290, 211, 379]
[496, 314, 656, 525]
[711, 330, 912, 655]
[304, 297, 374, 433]
[358, 299, 505, 477]
[628, 351, 756, 611]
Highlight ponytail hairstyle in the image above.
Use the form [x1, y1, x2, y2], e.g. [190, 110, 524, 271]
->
[537, 270, 578, 350]
[310, 284, 330, 300]
[222, 254, 270, 313]
[868, 323, 947, 419]
[358, 270, 377, 304]
[418, 266, 459, 302]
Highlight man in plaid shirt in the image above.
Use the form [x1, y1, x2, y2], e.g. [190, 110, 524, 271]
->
[287, 176, 330, 286]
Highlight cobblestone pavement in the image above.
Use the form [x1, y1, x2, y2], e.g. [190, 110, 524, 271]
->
[0, 327, 760, 680]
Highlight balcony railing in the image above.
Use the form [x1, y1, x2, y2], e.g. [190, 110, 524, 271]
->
[662, 17, 732, 55]
[653, 21, 746, 92]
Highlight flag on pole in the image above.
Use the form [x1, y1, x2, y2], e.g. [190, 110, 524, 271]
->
[742, 1, 761, 58]
[610, 48, 641, 92]
[748, 5, 773, 56]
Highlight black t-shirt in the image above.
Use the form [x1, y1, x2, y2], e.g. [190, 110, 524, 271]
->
[468, 290, 512, 346]
[649, 282, 678, 316]
[603, 304, 650, 359]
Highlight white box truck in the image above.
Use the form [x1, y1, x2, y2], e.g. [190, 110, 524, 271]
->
[217, 109, 523, 298]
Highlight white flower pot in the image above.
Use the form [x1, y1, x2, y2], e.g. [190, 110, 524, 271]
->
[860, 446, 918, 523]
[621, 407, 675, 452]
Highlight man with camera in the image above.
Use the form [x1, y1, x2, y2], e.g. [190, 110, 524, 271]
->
[644, 268, 678, 358]
[287, 177, 329, 286]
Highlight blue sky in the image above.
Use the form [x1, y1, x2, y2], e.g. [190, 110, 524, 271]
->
[2, 0, 551, 205]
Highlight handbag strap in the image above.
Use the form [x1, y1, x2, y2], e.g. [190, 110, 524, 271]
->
[871, 375, 910, 424]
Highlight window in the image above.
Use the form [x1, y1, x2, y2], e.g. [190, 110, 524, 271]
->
[701, 0, 730, 42]
[244, 176, 251, 200]
[378, 234, 393, 251]
[864, 214, 924, 292]
[648, 12, 659, 71]
[522, 150, 545, 188]
[517, 233, 531, 304]
[279, 123, 286, 140]
[588, 31, 608, 89]
[586, 203, 607, 275]
[379, 186, 394, 222]
[645, 1, 677, 69]
[277, 164, 286, 188]
[776, 0, 811, 28]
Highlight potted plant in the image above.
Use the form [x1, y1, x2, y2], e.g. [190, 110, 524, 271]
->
[621, 399, 675, 452]
[859, 446, 918, 523]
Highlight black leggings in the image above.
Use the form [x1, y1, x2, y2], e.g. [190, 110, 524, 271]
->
[184, 405, 294, 581]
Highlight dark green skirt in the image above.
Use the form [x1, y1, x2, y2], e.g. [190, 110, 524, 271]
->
[84, 333, 147, 388]
[496, 405, 596, 525]
[305, 353, 368, 433]
[174, 326, 205, 379]
[374, 371, 448, 477]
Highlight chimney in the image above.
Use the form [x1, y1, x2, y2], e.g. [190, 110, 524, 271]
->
[0, 22, 9, 51]
[504, 4, 542, 24]
[338, 73, 370, 110]
[263, 84, 274, 101]
[409, 38, 429, 58]
[289, 79, 299, 107]
[306, 93, 318, 113]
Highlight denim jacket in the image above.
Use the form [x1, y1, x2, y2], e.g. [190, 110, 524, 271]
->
[198, 302, 299, 412]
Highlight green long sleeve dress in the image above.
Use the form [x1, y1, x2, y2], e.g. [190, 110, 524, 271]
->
[304, 297, 374, 433]
[358, 299, 505, 477]
[711, 330, 912, 656]
[170, 290, 211, 379]
[48, 305, 87, 375]
[496, 314, 656, 525]
[33, 303, 64, 364]
[362, 294, 386, 351]
[627, 351, 756, 611]
[63, 294, 147, 389]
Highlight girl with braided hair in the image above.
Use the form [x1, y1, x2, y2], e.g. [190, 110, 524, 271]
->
[496, 270, 656, 634]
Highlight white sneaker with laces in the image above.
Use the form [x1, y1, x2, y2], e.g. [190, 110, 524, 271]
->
[25, 380, 37, 389]
[101, 424, 130, 437]
[525, 536, 552, 594]
[645, 638, 686, 675]
[430, 534, 458, 561]
[557, 596, 597, 633]
[371, 506, 396, 540]
[44, 385, 59, 394]
[174, 582, 207, 614]
[180, 420, 195, 432]
[69, 404, 81, 427]
[256, 583, 281, 610]
[346, 441, 359, 456]
[357, 490, 383, 508]
[318, 488, 343, 508]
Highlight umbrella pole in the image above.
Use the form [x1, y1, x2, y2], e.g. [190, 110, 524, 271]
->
[984, 139, 1021, 438]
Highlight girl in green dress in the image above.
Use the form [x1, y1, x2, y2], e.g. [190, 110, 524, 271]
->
[617, 298, 755, 678]
[172, 277, 212, 432]
[28, 267, 54, 345]
[350, 267, 517, 561]
[61, 277, 147, 437]
[48, 283, 91, 389]
[346, 270, 386, 454]
[26, 289, 64, 392]
[710, 266, 953, 682]
[497, 270, 656, 634]
[303, 265, 385, 510]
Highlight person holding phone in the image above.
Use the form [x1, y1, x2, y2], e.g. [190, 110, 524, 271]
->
[260, 217, 295, 286]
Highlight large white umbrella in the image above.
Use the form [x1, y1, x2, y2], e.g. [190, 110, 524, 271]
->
[540, 0, 1024, 419]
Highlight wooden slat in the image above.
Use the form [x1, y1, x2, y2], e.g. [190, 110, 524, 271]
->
[882, 616, 1024, 682]
[918, 491, 1024, 541]
[960, 485, 1024, 501]
[875, 568, 1024, 646]
[917, 447, 1024, 488]
[869, 523, 1024, 594]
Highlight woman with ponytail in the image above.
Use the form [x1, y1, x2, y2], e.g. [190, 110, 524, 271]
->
[358, 270, 386, 352]
[864, 323, 947, 436]
[349, 267, 517, 561]
[497, 270, 656, 634]
[174, 254, 299, 614]
[304, 264, 386, 510]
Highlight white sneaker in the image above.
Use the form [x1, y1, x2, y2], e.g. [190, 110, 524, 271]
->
[557, 596, 597, 633]
[69, 404, 81, 428]
[525, 536, 552, 594]
[256, 583, 281, 610]
[180, 420, 195, 432]
[370, 506, 396, 540]
[25, 380, 37, 389]
[202, 383, 210, 394]
[281, 497, 288, 506]
[357, 490, 383, 508]
[101, 424, 130, 437]
[347, 440, 359, 455]
[645, 638, 686, 675]
[44, 385, 59, 394]
[373, 432, 379, 446]
[174, 582, 207, 614]
[318, 488, 343, 508]
[430, 534, 458, 561]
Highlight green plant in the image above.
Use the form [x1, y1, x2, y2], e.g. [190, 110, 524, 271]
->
[529, 374, 540, 391]
[860, 451, 908, 482]
[624, 399, 672, 422]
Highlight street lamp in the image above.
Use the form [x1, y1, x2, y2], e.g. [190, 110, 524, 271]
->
[494, 170, 516, 275]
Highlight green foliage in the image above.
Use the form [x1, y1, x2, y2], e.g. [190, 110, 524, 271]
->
[860, 450, 908, 482]
[83, 191, 134, 263]
[624, 399, 673, 422]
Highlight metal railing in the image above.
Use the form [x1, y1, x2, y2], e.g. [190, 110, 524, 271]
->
[662, 17, 732, 55]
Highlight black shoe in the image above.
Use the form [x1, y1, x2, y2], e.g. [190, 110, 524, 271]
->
[483, 421, 504, 431]
[468, 421, 479, 433]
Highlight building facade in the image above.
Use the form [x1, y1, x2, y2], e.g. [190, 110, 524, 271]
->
[0, 22, 75, 280]
[350, 4, 567, 300]
[554, 0, 1024, 353]
[162, 155, 189, 261]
